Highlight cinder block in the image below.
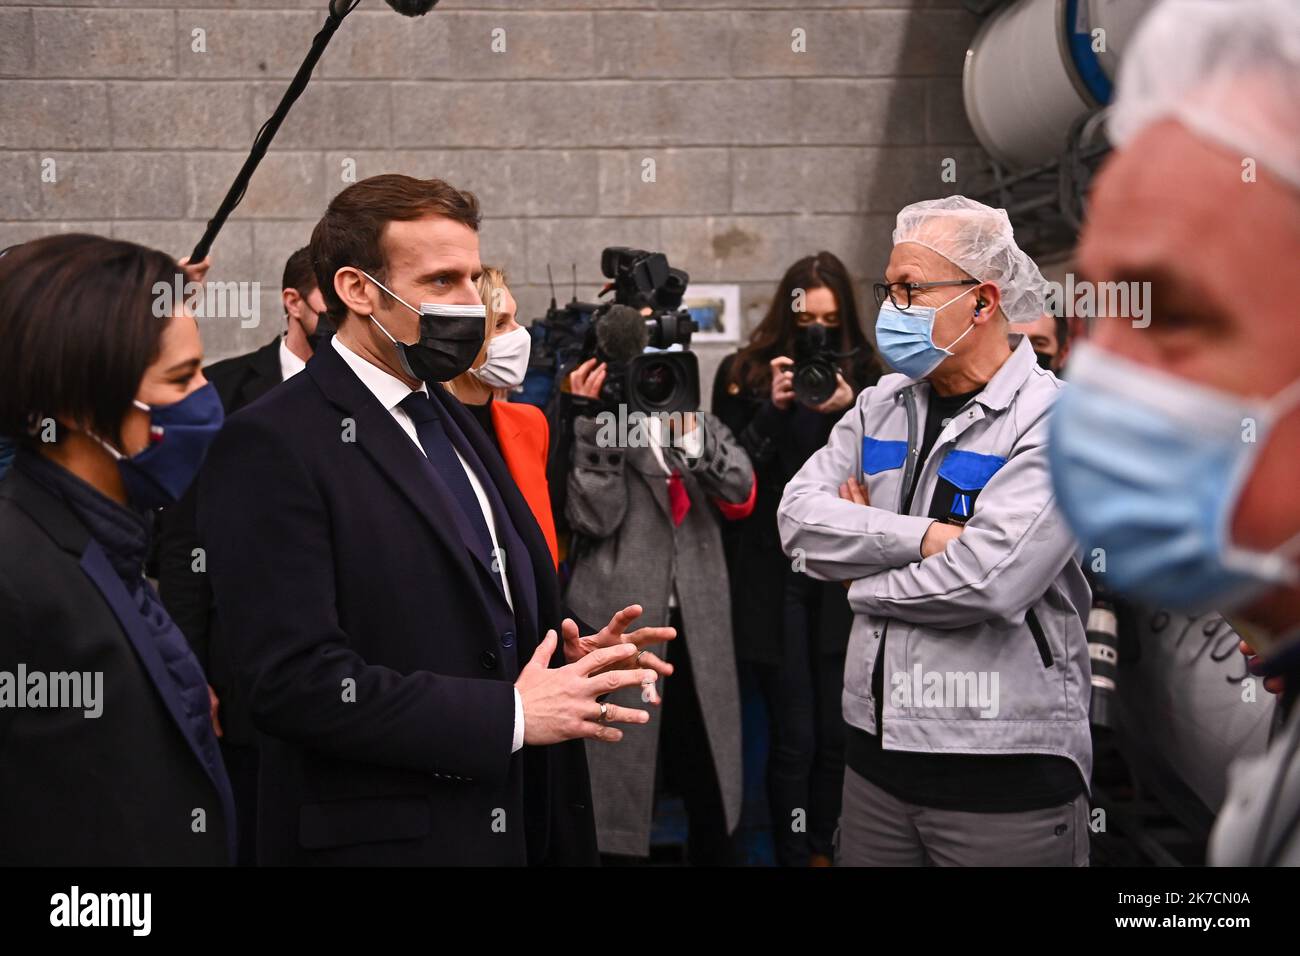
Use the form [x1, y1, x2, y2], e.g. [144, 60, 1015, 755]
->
[252, 219, 319, 290]
[597, 148, 730, 216]
[660, 213, 893, 283]
[509, 284, 557, 328]
[110, 220, 257, 286]
[0, 9, 33, 77]
[580, 80, 796, 148]
[250, 81, 391, 150]
[187, 151, 328, 220]
[0, 153, 44, 221]
[0, 82, 110, 149]
[197, 315, 257, 366]
[33, 9, 174, 79]
[477, 216, 528, 277]
[732, 144, 983, 215]
[388, 149, 599, 217]
[393, 82, 526, 148]
[0, 221, 115, 250]
[439, 12, 596, 80]
[926, 77, 978, 145]
[895, 10, 978, 77]
[908, 145, 991, 201]
[791, 78, 927, 145]
[110, 82, 253, 149]
[41, 152, 186, 220]
[317, 9, 444, 80]
[323, 150, 397, 198]
[440, 0, 654, 9]
[524, 216, 662, 285]
[730, 11, 869, 78]
[175, 11, 320, 80]
[594, 12, 731, 79]
[662, 0, 923, 8]
[733, 146, 865, 214]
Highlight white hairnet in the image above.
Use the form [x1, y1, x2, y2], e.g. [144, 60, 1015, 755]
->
[891, 195, 1047, 324]
[1109, 0, 1300, 190]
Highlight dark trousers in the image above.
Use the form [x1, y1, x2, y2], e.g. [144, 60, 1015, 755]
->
[658, 607, 735, 866]
[221, 739, 258, 867]
[749, 572, 846, 866]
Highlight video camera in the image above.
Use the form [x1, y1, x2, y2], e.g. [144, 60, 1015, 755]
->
[527, 247, 699, 417]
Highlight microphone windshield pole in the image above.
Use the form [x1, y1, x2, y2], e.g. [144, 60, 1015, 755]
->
[188, 0, 362, 264]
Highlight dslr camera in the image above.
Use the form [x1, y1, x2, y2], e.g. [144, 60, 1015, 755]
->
[791, 321, 844, 406]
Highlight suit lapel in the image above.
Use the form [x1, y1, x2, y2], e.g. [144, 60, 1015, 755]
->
[240, 338, 285, 406]
[305, 345, 502, 642]
[431, 389, 550, 643]
[628, 443, 674, 522]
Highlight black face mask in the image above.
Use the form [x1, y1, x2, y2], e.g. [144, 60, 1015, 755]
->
[1034, 350, 1055, 370]
[305, 311, 337, 354]
[359, 270, 487, 384]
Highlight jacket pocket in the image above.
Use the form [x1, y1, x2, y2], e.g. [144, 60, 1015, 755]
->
[861, 436, 907, 475]
[930, 449, 1008, 524]
[298, 794, 432, 850]
[1026, 609, 1054, 668]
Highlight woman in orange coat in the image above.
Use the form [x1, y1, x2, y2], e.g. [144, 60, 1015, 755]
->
[444, 266, 559, 567]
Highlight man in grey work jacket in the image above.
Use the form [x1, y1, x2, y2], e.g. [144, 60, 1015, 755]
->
[778, 196, 1091, 866]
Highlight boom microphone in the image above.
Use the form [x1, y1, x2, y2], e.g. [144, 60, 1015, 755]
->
[596, 305, 649, 363]
[384, 0, 438, 13]
[190, 0, 441, 263]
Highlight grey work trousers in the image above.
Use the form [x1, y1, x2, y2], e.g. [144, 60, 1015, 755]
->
[836, 767, 1090, 867]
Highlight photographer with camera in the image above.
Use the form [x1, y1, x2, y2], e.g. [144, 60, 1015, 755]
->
[712, 251, 881, 866]
[562, 249, 756, 864]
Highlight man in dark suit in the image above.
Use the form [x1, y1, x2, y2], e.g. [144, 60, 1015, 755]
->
[156, 245, 330, 864]
[202, 246, 330, 412]
[194, 174, 672, 865]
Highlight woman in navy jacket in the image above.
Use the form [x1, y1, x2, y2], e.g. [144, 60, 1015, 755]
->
[0, 234, 233, 865]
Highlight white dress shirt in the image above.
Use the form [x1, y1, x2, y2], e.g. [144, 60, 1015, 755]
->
[331, 335, 525, 753]
[279, 336, 307, 382]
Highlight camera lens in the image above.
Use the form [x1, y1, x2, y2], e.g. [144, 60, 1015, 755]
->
[1087, 603, 1119, 729]
[793, 362, 837, 406]
[635, 355, 681, 409]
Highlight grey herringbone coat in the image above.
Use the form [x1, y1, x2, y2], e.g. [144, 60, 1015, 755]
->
[564, 412, 753, 857]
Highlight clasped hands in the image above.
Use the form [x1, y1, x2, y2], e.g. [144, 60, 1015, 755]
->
[515, 604, 676, 746]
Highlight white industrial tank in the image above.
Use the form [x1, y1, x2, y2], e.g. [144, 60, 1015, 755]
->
[963, 0, 1156, 170]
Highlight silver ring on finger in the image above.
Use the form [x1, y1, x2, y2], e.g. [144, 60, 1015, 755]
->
[634, 650, 646, 667]
[598, 701, 610, 722]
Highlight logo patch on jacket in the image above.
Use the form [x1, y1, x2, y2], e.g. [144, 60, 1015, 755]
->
[929, 449, 1007, 525]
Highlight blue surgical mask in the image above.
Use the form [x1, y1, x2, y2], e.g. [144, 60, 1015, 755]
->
[1048, 342, 1300, 612]
[874, 286, 977, 379]
[90, 384, 225, 511]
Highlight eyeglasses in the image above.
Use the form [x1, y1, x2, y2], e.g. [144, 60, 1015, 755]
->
[872, 279, 978, 311]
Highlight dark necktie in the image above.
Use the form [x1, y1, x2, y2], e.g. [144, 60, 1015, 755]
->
[398, 391, 495, 564]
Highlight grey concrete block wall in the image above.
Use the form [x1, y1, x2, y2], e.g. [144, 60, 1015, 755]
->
[0, 0, 987, 390]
